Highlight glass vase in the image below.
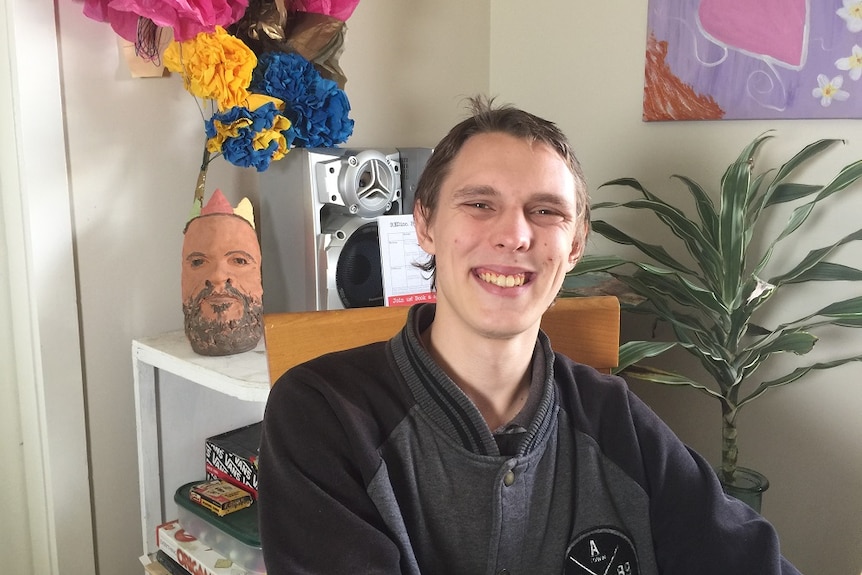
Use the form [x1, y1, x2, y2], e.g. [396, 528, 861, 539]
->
[719, 466, 770, 513]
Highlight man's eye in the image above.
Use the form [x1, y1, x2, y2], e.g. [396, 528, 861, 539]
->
[532, 208, 566, 222]
[190, 258, 205, 268]
[232, 257, 249, 266]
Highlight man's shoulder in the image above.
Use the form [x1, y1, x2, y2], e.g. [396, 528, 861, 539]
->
[272, 341, 392, 389]
[551, 352, 647, 434]
[552, 353, 629, 397]
[269, 340, 411, 417]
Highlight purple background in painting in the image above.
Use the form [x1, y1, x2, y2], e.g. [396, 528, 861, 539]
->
[647, 0, 861, 119]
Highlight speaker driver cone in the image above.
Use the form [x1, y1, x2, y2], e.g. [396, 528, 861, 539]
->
[335, 222, 384, 308]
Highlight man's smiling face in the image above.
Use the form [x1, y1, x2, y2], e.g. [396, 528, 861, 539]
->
[415, 131, 586, 340]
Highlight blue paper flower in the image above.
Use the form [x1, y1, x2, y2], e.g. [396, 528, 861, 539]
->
[205, 101, 296, 171]
[250, 51, 354, 147]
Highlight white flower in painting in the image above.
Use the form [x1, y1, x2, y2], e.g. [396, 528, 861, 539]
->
[836, 45, 862, 80]
[837, 0, 862, 33]
[812, 74, 850, 107]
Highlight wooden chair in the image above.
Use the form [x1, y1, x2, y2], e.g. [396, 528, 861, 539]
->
[264, 296, 620, 386]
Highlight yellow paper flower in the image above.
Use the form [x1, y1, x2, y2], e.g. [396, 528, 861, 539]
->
[164, 26, 257, 111]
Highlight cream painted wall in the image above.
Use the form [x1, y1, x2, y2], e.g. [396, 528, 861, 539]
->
[491, 2, 862, 574]
[53, 1, 489, 573]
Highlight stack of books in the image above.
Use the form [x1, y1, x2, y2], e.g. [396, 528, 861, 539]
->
[141, 422, 265, 575]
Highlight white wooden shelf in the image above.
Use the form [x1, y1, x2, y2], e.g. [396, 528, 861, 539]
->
[133, 330, 270, 402]
[133, 330, 270, 558]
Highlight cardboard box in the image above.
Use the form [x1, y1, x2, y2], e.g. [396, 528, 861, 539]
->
[190, 479, 253, 516]
[206, 422, 261, 498]
[156, 519, 262, 575]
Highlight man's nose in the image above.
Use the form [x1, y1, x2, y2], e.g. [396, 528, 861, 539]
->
[208, 260, 233, 286]
[493, 209, 531, 251]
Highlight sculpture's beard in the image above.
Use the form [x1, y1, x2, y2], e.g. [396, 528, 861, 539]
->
[183, 280, 263, 356]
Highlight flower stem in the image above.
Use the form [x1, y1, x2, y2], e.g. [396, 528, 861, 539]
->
[194, 146, 211, 206]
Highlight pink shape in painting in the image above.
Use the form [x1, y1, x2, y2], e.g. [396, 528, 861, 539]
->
[698, 0, 809, 69]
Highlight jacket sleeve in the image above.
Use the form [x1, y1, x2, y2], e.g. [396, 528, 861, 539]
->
[258, 366, 403, 574]
[561, 360, 801, 575]
[624, 386, 803, 574]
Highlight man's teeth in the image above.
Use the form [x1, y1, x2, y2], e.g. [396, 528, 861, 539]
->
[479, 272, 526, 287]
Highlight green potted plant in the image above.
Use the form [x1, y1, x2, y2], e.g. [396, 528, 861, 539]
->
[566, 132, 862, 510]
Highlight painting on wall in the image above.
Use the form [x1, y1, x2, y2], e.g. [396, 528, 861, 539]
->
[644, 0, 862, 121]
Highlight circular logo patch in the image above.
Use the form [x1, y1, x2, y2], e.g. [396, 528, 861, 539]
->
[565, 527, 639, 575]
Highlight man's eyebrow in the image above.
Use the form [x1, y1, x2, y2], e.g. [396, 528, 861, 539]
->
[185, 251, 206, 260]
[451, 185, 499, 201]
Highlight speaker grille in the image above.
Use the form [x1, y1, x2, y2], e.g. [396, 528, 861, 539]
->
[340, 151, 400, 217]
[335, 222, 384, 308]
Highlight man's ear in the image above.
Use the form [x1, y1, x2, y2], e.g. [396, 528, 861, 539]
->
[567, 220, 589, 270]
[413, 202, 436, 255]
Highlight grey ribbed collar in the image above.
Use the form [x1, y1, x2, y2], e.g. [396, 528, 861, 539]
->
[389, 304, 558, 457]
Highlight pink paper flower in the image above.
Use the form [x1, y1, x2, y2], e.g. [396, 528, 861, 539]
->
[291, 0, 360, 21]
[82, 0, 250, 42]
[83, 0, 140, 42]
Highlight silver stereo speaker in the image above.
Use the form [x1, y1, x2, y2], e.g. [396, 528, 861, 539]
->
[259, 147, 433, 312]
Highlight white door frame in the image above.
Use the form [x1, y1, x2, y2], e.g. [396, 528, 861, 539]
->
[1, 0, 95, 573]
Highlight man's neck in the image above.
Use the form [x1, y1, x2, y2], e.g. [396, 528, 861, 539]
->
[421, 313, 539, 430]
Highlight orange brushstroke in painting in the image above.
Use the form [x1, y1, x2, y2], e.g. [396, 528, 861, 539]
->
[643, 33, 725, 121]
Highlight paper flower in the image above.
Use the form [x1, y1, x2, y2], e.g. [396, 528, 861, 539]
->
[82, 0, 250, 43]
[82, 0, 140, 42]
[292, 0, 361, 21]
[205, 95, 294, 171]
[164, 26, 257, 110]
[250, 51, 353, 147]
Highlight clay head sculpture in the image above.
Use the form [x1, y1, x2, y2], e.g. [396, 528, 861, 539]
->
[181, 189, 263, 356]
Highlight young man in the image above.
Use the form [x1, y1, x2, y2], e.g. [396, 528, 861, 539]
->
[258, 97, 801, 574]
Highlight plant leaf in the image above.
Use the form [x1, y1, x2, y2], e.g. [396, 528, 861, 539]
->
[591, 220, 697, 276]
[769, 228, 862, 286]
[763, 183, 823, 207]
[630, 265, 728, 319]
[811, 158, 862, 202]
[736, 331, 818, 382]
[615, 340, 678, 370]
[761, 138, 842, 208]
[780, 261, 862, 283]
[592, 191, 723, 286]
[670, 174, 718, 245]
[738, 356, 862, 409]
[568, 255, 628, 275]
[816, 295, 862, 318]
[718, 134, 770, 301]
[619, 363, 726, 402]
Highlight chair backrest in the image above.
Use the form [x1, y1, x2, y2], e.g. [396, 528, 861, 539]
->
[263, 296, 620, 386]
